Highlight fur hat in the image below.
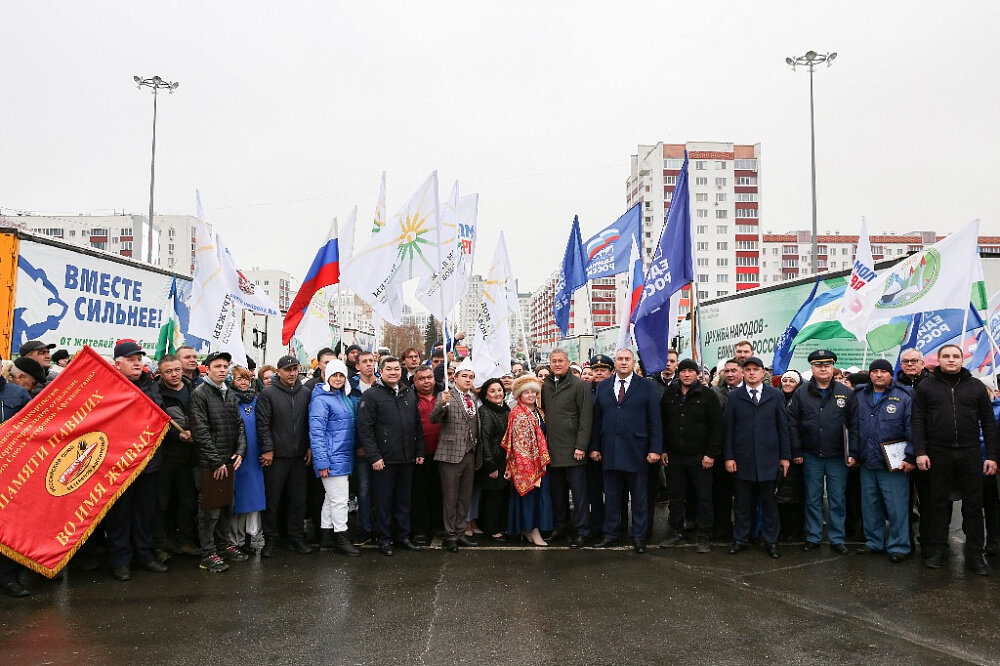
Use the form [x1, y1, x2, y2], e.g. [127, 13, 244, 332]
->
[511, 374, 542, 400]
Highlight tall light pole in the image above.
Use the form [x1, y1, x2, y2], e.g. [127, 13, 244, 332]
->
[786, 51, 836, 273]
[134, 75, 179, 265]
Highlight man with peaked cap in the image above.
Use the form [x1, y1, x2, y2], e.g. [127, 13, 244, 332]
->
[788, 349, 859, 555]
[586, 354, 614, 536]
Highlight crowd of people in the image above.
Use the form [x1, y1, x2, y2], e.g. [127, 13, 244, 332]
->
[1, 334, 997, 600]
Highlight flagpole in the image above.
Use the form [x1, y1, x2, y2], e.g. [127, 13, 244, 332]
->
[332, 216, 342, 355]
[435, 174, 449, 392]
[862, 339, 869, 368]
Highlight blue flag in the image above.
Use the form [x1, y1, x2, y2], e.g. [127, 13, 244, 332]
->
[771, 278, 821, 376]
[895, 304, 986, 371]
[633, 154, 693, 373]
[583, 203, 642, 280]
[554, 216, 587, 338]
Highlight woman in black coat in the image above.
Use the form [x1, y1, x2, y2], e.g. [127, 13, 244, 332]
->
[478, 378, 511, 542]
[776, 370, 805, 540]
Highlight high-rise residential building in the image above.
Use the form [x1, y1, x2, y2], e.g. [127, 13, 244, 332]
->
[457, 274, 485, 334]
[243, 268, 294, 313]
[627, 141, 762, 312]
[758, 230, 1000, 285]
[4, 212, 199, 275]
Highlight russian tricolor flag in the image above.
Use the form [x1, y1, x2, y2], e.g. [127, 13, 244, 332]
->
[282, 224, 341, 345]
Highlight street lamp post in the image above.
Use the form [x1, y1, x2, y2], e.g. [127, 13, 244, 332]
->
[134, 75, 179, 265]
[785, 51, 836, 274]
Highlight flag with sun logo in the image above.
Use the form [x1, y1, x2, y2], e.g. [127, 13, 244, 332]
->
[348, 171, 441, 324]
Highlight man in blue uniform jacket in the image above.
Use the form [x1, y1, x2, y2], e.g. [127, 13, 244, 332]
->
[724, 356, 791, 558]
[590, 348, 662, 554]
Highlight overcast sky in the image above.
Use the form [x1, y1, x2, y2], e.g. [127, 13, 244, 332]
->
[2, 2, 997, 292]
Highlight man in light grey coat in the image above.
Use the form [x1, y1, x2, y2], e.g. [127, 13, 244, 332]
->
[541, 349, 593, 548]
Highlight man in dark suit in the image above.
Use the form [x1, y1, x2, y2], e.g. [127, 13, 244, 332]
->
[724, 356, 791, 559]
[590, 348, 662, 553]
[430, 358, 482, 553]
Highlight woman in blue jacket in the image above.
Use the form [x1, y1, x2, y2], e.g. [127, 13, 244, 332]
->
[309, 360, 361, 557]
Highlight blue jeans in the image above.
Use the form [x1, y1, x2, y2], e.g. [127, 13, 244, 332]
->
[803, 454, 848, 545]
[860, 466, 911, 554]
[354, 455, 372, 533]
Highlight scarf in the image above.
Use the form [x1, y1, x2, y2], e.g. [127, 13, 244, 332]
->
[501, 400, 550, 497]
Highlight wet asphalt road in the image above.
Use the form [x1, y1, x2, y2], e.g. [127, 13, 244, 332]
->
[1, 513, 998, 665]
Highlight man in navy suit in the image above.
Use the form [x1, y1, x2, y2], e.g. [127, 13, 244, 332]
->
[723, 356, 791, 559]
[590, 348, 662, 553]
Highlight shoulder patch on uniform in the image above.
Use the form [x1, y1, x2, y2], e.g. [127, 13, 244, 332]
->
[835, 396, 846, 408]
[886, 404, 897, 414]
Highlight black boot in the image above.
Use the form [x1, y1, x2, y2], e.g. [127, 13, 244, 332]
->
[335, 531, 360, 557]
[319, 529, 335, 551]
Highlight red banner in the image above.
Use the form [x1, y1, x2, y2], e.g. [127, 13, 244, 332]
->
[0, 346, 170, 577]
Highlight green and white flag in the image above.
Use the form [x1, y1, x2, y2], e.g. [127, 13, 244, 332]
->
[855, 220, 984, 335]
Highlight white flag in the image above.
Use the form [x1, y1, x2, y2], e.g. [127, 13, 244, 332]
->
[457, 193, 479, 270]
[292, 287, 334, 364]
[348, 171, 440, 324]
[216, 233, 280, 316]
[855, 219, 983, 334]
[470, 232, 517, 387]
[187, 207, 229, 341]
[616, 238, 642, 351]
[415, 181, 469, 319]
[837, 217, 876, 339]
[371, 171, 387, 235]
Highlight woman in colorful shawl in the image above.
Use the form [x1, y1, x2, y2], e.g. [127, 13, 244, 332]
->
[502, 374, 553, 546]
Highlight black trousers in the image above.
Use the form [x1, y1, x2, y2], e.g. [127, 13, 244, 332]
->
[603, 468, 649, 540]
[645, 462, 662, 538]
[263, 458, 309, 543]
[734, 479, 779, 546]
[667, 455, 713, 536]
[548, 465, 590, 537]
[479, 483, 509, 535]
[411, 458, 442, 539]
[712, 459, 734, 537]
[984, 476, 1000, 547]
[0, 555, 22, 585]
[586, 459, 605, 535]
[372, 463, 414, 545]
[106, 472, 159, 568]
[926, 446, 985, 555]
[154, 458, 198, 550]
[910, 469, 933, 549]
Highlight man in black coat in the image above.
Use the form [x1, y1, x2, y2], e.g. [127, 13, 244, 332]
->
[358, 356, 426, 556]
[913, 343, 998, 575]
[660, 359, 723, 553]
[897, 347, 932, 551]
[711, 358, 743, 539]
[724, 356, 790, 558]
[104, 340, 169, 581]
[189, 351, 248, 573]
[257, 355, 313, 556]
[154, 354, 200, 558]
[590, 349, 662, 553]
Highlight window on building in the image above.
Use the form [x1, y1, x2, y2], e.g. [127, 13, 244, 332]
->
[734, 159, 757, 170]
[120, 241, 132, 251]
[772, 248, 779, 255]
[664, 192, 672, 202]
[736, 273, 756, 283]
[168, 228, 175, 238]
[91, 241, 107, 250]
[120, 228, 131, 237]
[716, 225, 727, 234]
[782, 245, 797, 254]
[168, 243, 175, 252]
[782, 259, 799, 268]
[697, 257, 709, 267]
[908, 245, 923, 253]
[717, 274, 729, 282]
[695, 161, 707, 170]
[698, 274, 709, 283]
[645, 231, 652, 238]
[696, 193, 708, 202]
[664, 176, 677, 185]
[737, 225, 757, 233]
[168, 258, 175, 267]
[68, 230, 75, 237]
[696, 209, 708, 218]
[715, 177, 727, 187]
[717, 258, 728, 267]
[697, 242, 709, 252]
[817, 245, 828, 255]
[696, 225, 707, 234]
[736, 256, 759, 267]
[715, 210, 728, 220]
[695, 177, 708, 186]
[735, 192, 758, 202]
[715, 160, 727, 169]
[664, 159, 683, 168]
[716, 242, 728, 250]
[643, 201, 651, 210]
[698, 291, 709, 300]
[715, 194, 726, 204]
[737, 241, 758, 250]
[734, 209, 757, 218]
[872, 245, 885, 255]
[92, 228, 108, 236]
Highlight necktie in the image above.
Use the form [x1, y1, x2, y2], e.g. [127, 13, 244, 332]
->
[463, 393, 475, 417]
[750, 388, 758, 404]
[617, 379, 626, 404]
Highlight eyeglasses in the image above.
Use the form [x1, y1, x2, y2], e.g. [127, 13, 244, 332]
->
[901, 359, 921, 364]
